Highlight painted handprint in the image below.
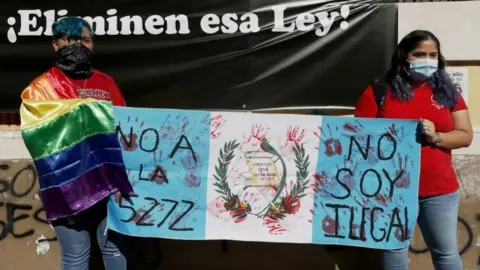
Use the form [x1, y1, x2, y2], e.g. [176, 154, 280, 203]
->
[335, 159, 359, 191]
[206, 197, 233, 222]
[392, 153, 412, 189]
[262, 180, 303, 234]
[263, 214, 298, 235]
[315, 124, 343, 157]
[180, 152, 201, 187]
[241, 124, 270, 153]
[209, 114, 226, 139]
[118, 116, 144, 151]
[278, 126, 306, 160]
[311, 170, 346, 201]
[311, 168, 354, 201]
[148, 164, 168, 185]
[311, 171, 330, 197]
[387, 123, 405, 141]
[158, 114, 194, 141]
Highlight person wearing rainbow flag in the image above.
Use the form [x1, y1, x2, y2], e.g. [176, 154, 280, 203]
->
[20, 17, 133, 270]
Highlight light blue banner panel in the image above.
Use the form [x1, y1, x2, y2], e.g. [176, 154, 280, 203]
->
[107, 107, 211, 239]
[312, 116, 420, 249]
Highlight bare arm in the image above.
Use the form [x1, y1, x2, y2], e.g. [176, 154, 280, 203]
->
[434, 110, 473, 149]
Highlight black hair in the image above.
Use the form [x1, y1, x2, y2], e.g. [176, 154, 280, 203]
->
[386, 30, 458, 108]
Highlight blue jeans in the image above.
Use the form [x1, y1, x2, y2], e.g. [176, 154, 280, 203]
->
[52, 200, 126, 270]
[382, 190, 462, 270]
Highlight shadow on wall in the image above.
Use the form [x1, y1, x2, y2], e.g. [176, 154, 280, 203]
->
[88, 238, 382, 270]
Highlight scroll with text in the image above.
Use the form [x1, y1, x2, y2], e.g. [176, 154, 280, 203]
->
[107, 107, 421, 249]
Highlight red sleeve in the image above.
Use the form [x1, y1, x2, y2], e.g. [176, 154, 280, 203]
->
[108, 77, 126, 107]
[354, 86, 378, 118]
[452, 91, 467, 112]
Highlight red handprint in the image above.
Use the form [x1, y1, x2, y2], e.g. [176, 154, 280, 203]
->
[241, 124, 269, 152]
[392, 153, 412, 189]
[210, 114, 226, 139]
[316, 124, 342, 157]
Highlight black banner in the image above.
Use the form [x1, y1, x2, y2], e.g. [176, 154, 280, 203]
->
[0, 0, 397, 111]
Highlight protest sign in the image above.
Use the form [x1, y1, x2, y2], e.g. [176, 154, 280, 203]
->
[107, 108, 420, 249]
[446, 67, 469, 103]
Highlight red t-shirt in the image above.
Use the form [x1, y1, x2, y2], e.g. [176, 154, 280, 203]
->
[45, 67, 126, 106]
[354, 83, 467, 196]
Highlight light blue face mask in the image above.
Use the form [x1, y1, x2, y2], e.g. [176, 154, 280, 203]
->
[408, 59, 438, 80]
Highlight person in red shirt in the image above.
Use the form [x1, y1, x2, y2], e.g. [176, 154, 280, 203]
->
[21, 17, 127, 270]
[21, 19, 126, 107]
[355, 30, 473, 270]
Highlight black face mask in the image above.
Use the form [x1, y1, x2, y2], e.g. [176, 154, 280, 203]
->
[55, 43, 93, 79]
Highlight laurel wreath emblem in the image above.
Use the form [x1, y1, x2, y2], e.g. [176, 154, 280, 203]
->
[213, 140, 310, 221]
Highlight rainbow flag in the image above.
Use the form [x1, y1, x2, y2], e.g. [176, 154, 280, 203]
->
[20, 98, 133, 221]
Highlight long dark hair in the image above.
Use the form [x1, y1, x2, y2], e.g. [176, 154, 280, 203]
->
[386, 30, 458, 108]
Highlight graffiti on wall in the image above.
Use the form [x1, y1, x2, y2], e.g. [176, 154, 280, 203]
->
[0, 162, 57, 254]
[0, 160, 164, 268]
